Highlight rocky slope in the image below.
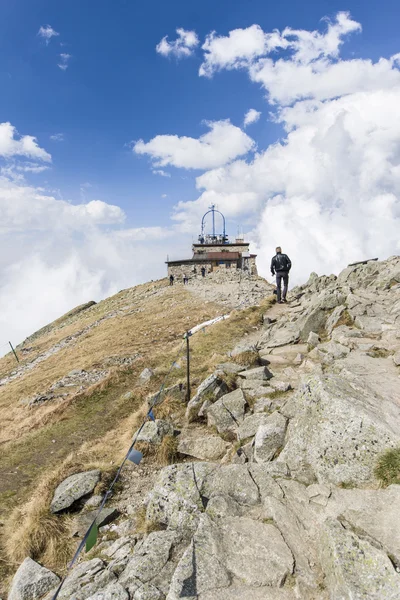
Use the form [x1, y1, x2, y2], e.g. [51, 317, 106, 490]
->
[6, 257, 400, 599]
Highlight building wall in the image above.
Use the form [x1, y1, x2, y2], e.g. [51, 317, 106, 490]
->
[168, 262, 213, 280]
[193, 244, 250, 255]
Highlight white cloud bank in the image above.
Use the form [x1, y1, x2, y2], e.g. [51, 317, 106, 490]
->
[171, 12, 400, 283]
[0, 122, 51, 162]
[156, 28, 199, 58]
[134, 120, 255, 170]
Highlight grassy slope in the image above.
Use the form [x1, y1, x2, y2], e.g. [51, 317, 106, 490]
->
[0, 277, 273, 592]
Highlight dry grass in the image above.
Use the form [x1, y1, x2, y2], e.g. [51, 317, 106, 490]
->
[155, 435, 179, 466]
[4, 449, 113, 573]
[134, 505, 165, 535]
[332, 310, 354, 330]
[154, 395, 186, 420]
[0, 278, 277, 591]
[374, 447, 400, 486]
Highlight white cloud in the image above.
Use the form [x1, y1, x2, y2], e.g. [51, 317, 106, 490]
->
[38, 25, 59, 45]
[244, 109, 261, 127]
[156, 28, 199, 58]
[0, 174, 185, 352]
[58, 53, 71, 71]
[152, 169, 171, 177]
[200, 24, 285, 77]
[161, 194, 168, 198]
[0, 122, 51, 162]
[134, 120, 255, 170]
[173, 13, 400, 284]
[50, 133, 64, 142]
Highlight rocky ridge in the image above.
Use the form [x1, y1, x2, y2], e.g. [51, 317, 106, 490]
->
[8, 256, 400, 599]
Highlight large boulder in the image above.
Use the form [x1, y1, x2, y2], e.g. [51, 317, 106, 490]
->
[53, 558, 116, 599]
[86, 583, 129, 600]
[280, 372, 400, 485]
[206, 389, 246, 434]
[50, 470, 101, 513]
[8, 557, 60, 600]
[177, 430, 229, 461]
[320, 518, 400, 599]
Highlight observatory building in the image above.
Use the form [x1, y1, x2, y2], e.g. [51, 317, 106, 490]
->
[166, 205, 258, 279]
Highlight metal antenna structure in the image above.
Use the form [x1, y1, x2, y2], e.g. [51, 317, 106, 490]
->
[199, 204, 227, 244]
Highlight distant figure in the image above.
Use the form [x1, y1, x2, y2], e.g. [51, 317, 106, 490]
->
[183, 274, 188, 285]
[169, 274, 174, 286]
[201, 266, 206, 278]
[271, 247, 291, 304]
[193, 267, 197, 275]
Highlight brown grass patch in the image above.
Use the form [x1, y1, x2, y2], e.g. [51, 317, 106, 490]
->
[332, 310, 354, 330]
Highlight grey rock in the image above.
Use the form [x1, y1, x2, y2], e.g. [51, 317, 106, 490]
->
[8, 557, 60, 600]
[86, 583, 129, 600]
[320, 518, 400, 599]
[84, 495, 103, 509]
[121, 391, 134, 400]
[307, 483, 331, 507]
[237, 413, 269, 440]
[216, 362, 246, 374]
[119, 530, 178, 587]
[139, 368, 154, 382]
[206, 389, 246, 433]
[199, 589, 296, 600]
[280, 373, 400, 485]
[205, 495, 241, 518]
[317, 340, 350, 360]
[299, 307, 327, 342]
[167, 515, 230, 600]
[50, 470, 101, 513]
[203, 464, 260, 505]
[134, 420, 173, 445]
[146, 463, 217, 531]
[326, 305, 346, 333]
[393, 351, 400, 366]
[218, 517, 294, 587]
[254, 412, 288, 463]
[237, 366, 272, 381]
[72, 507, 120, 537]
[177, 431, 229, 461]
[269, 380, 292, 392]
[307, 331, 320, 348]
[354, 315, 383, 334]
[133, 583, 164, 600]
[56, 558, 115, 599]
[264, 323, 300, 348]
[186, 374, 228, 423]
[253, 397, 273, 413]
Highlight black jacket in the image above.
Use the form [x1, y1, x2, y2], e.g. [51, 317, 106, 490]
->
[271, 253, 292, 275]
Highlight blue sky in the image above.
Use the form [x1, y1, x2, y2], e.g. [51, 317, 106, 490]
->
[1, 0, 399, 227]
[1, 0, 400, 346]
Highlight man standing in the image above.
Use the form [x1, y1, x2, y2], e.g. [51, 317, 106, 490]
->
[169, 274, 174, 286]
[271, 247, 292, 304]
[201, 266, 206, 278]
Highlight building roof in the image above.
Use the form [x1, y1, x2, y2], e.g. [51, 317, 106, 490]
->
[166, 251, 256, 265]
[192, 242, 249, 247]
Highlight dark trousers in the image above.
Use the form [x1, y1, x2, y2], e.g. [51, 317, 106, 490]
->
[276, 271, 289, 302]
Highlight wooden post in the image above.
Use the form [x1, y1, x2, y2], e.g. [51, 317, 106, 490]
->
[9, 341, 19, 363]
[186, 332, 190, 403]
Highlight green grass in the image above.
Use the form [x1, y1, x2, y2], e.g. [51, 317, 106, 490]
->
[374, 447, 400, 486]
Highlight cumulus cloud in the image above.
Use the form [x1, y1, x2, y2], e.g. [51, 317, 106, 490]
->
[156, 28, 199, 58]
[134, 120, 255, 170]
[38, 25, 59, 45]
[244, 109, 261, 127]
[58, 53, 71, 71]
[0, 122, 51, 162]
[0, 174, 185, 352]
[173, 12, 400, 284]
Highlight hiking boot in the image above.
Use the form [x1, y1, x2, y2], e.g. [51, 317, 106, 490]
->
[277, 300, 284, 304]
[283, 298, 288, 303]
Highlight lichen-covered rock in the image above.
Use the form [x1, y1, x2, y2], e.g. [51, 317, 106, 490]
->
[86, 583, 129, 600]
[177, 431, 229, 460]
[280, 373, 400, 485]
[185, 374, 228, 423]
[254, 412, 288, 463]
[237, 366, 272, 381]
[50, 470, 101, 513]
[55, 558, 116, 599]
[237, 413, 269, 440]
[134, 420, 173, 445]
[8, 557, 60, 600]
[206, 389, 246, 433]
[320, 518, 400, 599]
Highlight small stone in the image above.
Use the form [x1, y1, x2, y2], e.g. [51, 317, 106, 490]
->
[307, 331, 320, 348]
[72, 508, 120, 537]
[206, 389, 246, 433]
[139, 368, 154, 382]
[253, 397, 273, 413]
[134, 420, 173, 445]
[254, 412, 288, 463]
[238, 366, 273, 381]
[121, 391, 134, 401]
[393, 351, 400, 366]
[8, 557, 60, 600]
[269, 380, 292, 392]
[293, 353, 304, 365]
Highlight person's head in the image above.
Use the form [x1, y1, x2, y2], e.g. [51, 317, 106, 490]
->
[276, 246, 282, 254]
